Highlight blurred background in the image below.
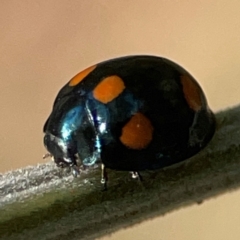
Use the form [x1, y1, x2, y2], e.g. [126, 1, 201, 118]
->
[1, 1, 240, 239]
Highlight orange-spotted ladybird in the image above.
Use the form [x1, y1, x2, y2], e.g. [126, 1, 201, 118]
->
[43, 55, 215, 189]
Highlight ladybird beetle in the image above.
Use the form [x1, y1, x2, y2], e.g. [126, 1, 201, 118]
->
[43, 55, 215, 189]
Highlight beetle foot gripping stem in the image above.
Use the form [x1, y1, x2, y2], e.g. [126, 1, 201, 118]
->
[71, 164, 80, 177]
[130, 171, 143, 182]
[101, 164, 108, 191]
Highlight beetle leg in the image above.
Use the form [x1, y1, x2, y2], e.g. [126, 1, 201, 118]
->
[101, 163, 108, 190]
[130, 171, 142, 182]
[71, 164, 80, 177]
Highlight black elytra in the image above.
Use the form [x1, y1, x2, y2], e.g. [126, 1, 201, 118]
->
[43, 55, 215, 188]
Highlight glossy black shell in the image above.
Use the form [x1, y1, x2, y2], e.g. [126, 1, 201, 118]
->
[43, 55, 215, 171]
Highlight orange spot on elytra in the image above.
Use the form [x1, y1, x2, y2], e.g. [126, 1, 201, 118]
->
[69, 65, 96, 86]
[120, 113, 153, 149]
[93, 75, 125, 103]
[180, 75, 203, 111]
